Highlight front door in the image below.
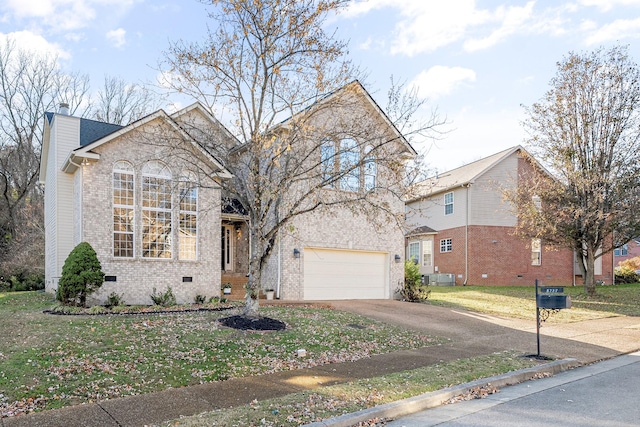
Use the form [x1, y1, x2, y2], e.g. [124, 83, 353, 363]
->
[221, 225, 234, 271]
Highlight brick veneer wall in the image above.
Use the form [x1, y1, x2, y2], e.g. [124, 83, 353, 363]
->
[80, 120, 223, 305]
[433, 225, 575, 286]
[273, 201, 405, 300]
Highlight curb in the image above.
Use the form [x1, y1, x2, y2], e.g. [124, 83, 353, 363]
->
[302, 358, 580, 427]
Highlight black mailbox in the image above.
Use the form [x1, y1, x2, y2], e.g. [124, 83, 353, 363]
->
[537, 294, 571, 309]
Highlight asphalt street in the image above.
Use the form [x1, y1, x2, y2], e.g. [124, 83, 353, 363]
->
[386, 351, 640, 427]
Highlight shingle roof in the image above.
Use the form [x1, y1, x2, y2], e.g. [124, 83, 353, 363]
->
[44, 112, 123, 146]
[79, 118, 123, 146]
[409, 146, 523, 201]
[406, 225, 437, 237]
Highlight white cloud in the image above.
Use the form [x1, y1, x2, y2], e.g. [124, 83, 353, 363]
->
[579, 0, 640, 12]
[584, 17, 640, 44]
[463, 2, 536, 52]
[106, 28, 126, 48]
[344, 0, 560, 56]
[410, 66, 476, 100]
[2, 0, 137, 32]
[0, 30, 70, 59]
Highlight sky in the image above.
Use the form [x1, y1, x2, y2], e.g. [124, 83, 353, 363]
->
[2, 0, 640, 172]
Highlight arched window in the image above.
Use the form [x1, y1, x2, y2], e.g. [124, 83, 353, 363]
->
[113, 161, 134, 257]
[339, 137, 360, 191]
[321, 139, 335, 187]
[179, 172, 198, 261]
[142, 161, 172, 258]
[363, 145, 376, 191]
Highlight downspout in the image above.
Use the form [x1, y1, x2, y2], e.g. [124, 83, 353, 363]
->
[276, 232, 281, 299]
[464, 183, 470, 285]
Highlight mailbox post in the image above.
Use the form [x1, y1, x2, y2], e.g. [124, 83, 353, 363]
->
[535, 279, 571, 357]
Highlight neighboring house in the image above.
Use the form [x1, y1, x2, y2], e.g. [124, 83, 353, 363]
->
[405, 146, 614, 286]
[615, 238, 640, 265]
[40, 82, 412, 304]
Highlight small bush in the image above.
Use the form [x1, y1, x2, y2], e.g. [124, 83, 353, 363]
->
[88, 305, 109, 315]
[208, 296, 220, 304]
[398, 260, 431, 302]
[615, 257, 640, 284]
[56, 242, 104, 307]
[194, 294, 207, 304]
[150, 286, 177, 307]
[104, 292, 125, 308]
[0, 269, 44, 292]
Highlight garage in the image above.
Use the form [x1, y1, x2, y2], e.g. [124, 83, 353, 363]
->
[303, 248, 388, 300]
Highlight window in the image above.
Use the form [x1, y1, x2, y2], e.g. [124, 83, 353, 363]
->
[614, 244, 629, 256]
[142, 161, 172, 258]
[440, 238, 452, 253]
[363, 145, 376, 191]
[179, 173, 197, 260]
[321, 139, 335, 187]
[113, 161, 134, 257]
[339, 137, 360, 191]
[422, 240, 433, 267]
[320, 137, 376, 192]
[408, 242, 420, 263]
[531, 238, 542, 265]
[444, 192, 454, 215]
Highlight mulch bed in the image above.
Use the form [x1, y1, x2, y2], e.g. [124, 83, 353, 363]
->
[219, 314, 287, 331]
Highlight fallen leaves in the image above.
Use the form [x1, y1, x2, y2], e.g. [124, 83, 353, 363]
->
[1, 305, 435, 418]
[445, 384, 500, 404]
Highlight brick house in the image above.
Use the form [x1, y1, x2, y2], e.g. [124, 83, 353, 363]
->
[40, 82, 412, 304]
[614, 238, 640, 266]
[40, 103, 233, 305]
[405, 146, 614, 287]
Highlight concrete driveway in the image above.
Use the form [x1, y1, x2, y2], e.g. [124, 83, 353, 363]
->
[329, 300, 640, 364]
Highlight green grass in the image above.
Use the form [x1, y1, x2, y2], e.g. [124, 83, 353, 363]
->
[428, 283, 640, 321]
[0, 292, 439, 416]
[169, 351, 538, 426]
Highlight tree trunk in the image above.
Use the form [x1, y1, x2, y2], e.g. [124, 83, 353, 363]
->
[244, 234, 262, 317]
[583, 246, 597, 297]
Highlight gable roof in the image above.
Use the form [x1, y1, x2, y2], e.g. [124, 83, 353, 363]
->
[60, 104, 232, 179]
[274, 80, 417, 157]
[408, 145, 526, 202]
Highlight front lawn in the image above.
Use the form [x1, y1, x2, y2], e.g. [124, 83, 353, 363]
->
[172, 351, 538, 426]
[428, 282, 640, 321]
[0, 292, 438, 417]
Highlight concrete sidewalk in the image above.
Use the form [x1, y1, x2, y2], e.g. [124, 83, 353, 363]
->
[2, 301, 640, 427]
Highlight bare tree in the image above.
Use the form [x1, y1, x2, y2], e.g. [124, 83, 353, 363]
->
[0, 39, 90, 273]
[512, 45, 640, 296]
[0, 40, 157, 282]
[90, 75, 164, 125]
[163, 0, 444, 315]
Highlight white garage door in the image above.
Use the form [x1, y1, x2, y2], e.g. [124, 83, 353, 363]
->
[303, 248, 387, 300]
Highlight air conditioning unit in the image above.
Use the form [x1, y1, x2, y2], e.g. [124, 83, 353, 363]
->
[427, 273, 455, 286]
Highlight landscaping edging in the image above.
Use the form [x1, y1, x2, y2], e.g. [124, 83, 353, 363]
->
[42, 305, 239, 316]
